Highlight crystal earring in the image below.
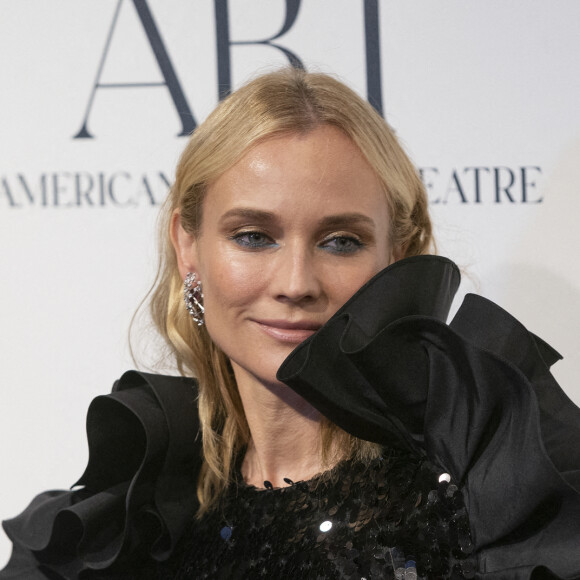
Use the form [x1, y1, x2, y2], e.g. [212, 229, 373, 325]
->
[183, 272, 205, 326]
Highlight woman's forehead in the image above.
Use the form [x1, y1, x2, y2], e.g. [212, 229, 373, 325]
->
[214, 126, 376, 189]
[200, 127, 388, 232]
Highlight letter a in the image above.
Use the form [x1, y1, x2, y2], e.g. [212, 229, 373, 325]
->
[74, 0, 196, 138]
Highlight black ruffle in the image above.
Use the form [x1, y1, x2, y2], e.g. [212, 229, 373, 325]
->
[1, 372, 200, 579]
[278, 255, 580, 579]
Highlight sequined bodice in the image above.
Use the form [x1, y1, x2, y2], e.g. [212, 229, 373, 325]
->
[158, 449, 475, 579]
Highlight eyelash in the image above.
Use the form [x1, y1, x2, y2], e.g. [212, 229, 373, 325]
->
[229, 230, 365, 254]
[229, 231, 276, 249]
[321, 235, 364, 255]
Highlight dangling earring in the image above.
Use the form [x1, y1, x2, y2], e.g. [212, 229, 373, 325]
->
[184, 272, 205, 326]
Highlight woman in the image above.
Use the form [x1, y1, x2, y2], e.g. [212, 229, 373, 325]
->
[2, 68, 580, 579]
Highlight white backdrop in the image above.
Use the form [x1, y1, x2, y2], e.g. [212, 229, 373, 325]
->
[1, 0, 580, 568]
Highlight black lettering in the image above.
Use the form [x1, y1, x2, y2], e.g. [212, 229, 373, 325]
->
[444, 170, 468, 203]
[75, 173, 95, 206]
[1, 177, 21, 207]
[464, 167, 490, 203]
[17, 174, 47, 205]
[363, 0, 383, 116]
[215, 0, 303, 99]
[17, 174, 34, 204]
[99, 173, 107, 206]
[419, 167, 440, 203]
[494, 167, 516, 203]
[74, 0, 195, 139]
[52, 173, 75, 207]
[140, 175, 159, 205]
[159, 171, 171, 190]
[108, 172, 133, 206]
[521, 166, 542, 203]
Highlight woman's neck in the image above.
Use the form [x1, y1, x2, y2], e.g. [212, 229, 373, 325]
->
[234, 365, 333, 488]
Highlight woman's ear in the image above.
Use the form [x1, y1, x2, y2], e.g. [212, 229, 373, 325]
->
[170, 210, 198, 280]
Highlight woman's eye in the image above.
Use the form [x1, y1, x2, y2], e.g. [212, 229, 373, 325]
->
[321, 235, 364, 254]
[231, 231, 276, 249]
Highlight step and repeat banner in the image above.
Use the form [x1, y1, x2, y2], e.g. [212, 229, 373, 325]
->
[1, 0, 579, 566]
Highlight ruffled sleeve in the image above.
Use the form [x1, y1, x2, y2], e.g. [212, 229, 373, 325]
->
[278, 255, 580, 579]
[0, 371, 201, 579]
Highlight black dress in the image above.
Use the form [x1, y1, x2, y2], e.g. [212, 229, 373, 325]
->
[156, 450, 475, 579]
[2, 256, 580, 579]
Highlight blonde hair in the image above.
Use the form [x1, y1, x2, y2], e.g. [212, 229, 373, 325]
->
[150, 67, 433, 515]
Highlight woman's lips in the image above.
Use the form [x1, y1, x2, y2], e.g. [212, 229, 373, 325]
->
[253, 319, 322, 343]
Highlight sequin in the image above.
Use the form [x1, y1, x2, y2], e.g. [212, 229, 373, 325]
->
[157, 450, 476, 579]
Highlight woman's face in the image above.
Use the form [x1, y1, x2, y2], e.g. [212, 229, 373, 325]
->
[174, 125, 397, 388]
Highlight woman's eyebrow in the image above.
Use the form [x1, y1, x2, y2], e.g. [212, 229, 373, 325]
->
[318, 214, 375, 229]
[219, 209, 375, 229]
[219, 208, 277, 223]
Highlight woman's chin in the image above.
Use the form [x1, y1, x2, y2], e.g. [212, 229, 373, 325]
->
[229, 355, 293, 392]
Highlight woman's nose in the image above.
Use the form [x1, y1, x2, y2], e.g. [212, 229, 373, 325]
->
[272, 247, 322, 304]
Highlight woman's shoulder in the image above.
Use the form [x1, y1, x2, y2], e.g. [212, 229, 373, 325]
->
[1, 371, 202, 580]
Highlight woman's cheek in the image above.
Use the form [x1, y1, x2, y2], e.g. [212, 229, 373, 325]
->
[205, 253, 266, 307]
